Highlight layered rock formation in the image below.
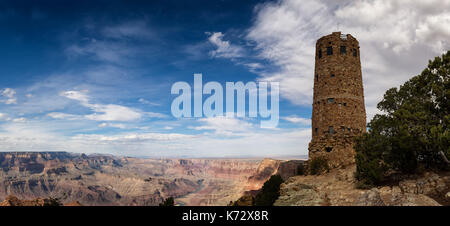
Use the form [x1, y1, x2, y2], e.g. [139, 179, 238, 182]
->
[245, 158, 303, 191]
[0, 152, 264, 206]
[0, 195, 83, 206]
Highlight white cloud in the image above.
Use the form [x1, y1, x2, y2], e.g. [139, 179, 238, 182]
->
[12, 117, 27, 123]
[138, 98, 161, 106]
[244, 0, 450, 121]
[193, 116, 253, 136]
[65, 39, 136, 64]
[59, 90, 142, 122]
[85, 104, 141, 121]
[282, 116, 311, 125]
[65, 21, 154, 64]
[47, 112, 82, 120]
[243, 62, 263, 70]
[98, 122, 126, 129]
[102, 21, 153, 40]
[207, 32, 244, 58]
[2, 88, 16, 98]
[60, 90, 90, 103]
[72, 132, 195, 143]
[1, 88, 17, 104]
[0, 122, 67, 152]
[334, 0, 450, 53]
[0, 116, 311, 157]
[143, 112, 167, 118]
[98, 122, 108, 128]
[178, 127, 312, 158]
[58, 90, 166, 122]
[246, 0, 330, 106]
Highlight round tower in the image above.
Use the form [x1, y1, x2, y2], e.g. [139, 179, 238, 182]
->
[308, 32, 366, 168]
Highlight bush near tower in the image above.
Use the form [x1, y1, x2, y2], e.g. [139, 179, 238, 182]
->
[355, 51, 450, 188]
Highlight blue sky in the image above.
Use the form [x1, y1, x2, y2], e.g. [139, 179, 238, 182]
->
[0, 0, 449, 158]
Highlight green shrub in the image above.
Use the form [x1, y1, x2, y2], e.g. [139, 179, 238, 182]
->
[309, 157, 329, 175]
[254, 175, 284, 206]
[354, 132, 390, 188]
[45, 197, 62, 206]
[159, 197, 175, 206]
[297, 163, 305, 175]
[229, 195, 254, 206]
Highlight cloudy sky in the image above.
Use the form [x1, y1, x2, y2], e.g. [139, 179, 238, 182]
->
[0, 0, 449, 158]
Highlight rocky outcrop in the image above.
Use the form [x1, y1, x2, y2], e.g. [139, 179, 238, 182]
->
[229, 158, 305, 206]
[0, 195, 59, 206]
[245, 158, 304, 191]
[354, 189, 386, 206]
[0, 195, 83, 206]
[176, 158, 305, 206]
[245, 159, 281, 191]
[64, 201, 83, 206]
[398, 172, 449, 196]
[274, 165, 450, 206]
[277, 160, 304, 181]
[275, 183, 328, 206]
[356, 187, 441, 206]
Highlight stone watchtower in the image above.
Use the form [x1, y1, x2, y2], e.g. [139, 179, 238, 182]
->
[308, 32, 366, 168]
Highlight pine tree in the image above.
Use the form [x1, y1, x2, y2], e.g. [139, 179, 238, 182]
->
[355, 51, 450, 187]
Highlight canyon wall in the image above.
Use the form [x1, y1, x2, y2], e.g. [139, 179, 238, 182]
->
[0, 152, 267, 206]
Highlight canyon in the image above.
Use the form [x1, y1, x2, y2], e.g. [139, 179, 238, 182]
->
[2, 152, 448, 206]
[0, 152, 303, 206]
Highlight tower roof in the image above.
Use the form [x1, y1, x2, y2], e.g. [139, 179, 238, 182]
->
[316, 32, 359, 46]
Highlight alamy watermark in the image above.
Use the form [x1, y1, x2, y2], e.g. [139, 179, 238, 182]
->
[171, 73, 279, 128]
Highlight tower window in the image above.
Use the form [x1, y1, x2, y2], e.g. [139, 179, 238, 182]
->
[325, 147, 333, 152]
[343, 103, 347, 106]
[330, 74, 335, 78]
[315, 74, 319, 81]
[340, 46, 346, 54]
[327, 46, 333, 55]
[318, 50, 322, 59]
[353, 48, 357, 57]
[327, 98, 334, 103]
[329, 126, 334, 134]
[315, 128, 318, 134]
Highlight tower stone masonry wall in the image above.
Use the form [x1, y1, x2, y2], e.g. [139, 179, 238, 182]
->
[309, 32, 367, 168]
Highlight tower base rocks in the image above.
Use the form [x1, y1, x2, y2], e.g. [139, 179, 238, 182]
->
[308, 130, 362, 168]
